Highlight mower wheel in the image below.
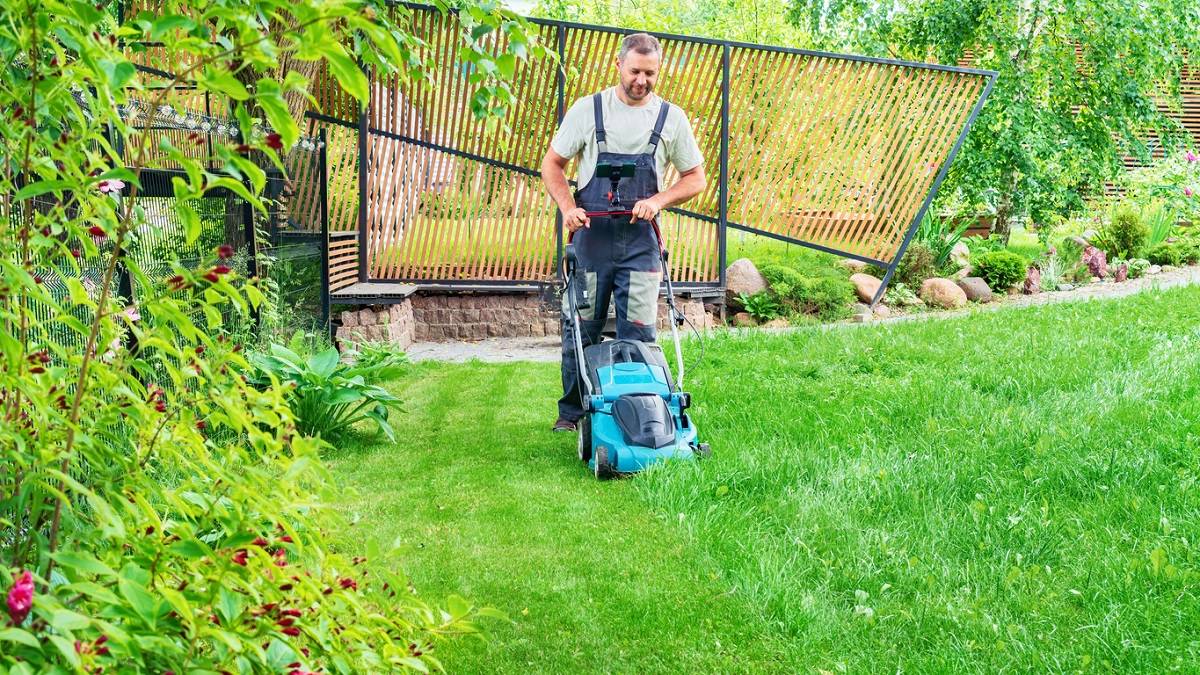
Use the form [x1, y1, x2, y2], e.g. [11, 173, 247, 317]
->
[594, 445, 615, 480]
[577, 416, 593, 463]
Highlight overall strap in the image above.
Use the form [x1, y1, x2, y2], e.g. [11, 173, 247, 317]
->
[646, 101, 671, 154]
[592, 93, 607, 153]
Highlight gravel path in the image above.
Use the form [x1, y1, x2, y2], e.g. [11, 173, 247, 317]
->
[406, 265, 1200, 363]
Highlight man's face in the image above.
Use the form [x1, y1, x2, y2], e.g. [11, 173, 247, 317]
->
[616, 50, 660, 102]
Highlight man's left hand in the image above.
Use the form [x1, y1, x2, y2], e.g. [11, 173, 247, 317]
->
[631, 197, 663, 223]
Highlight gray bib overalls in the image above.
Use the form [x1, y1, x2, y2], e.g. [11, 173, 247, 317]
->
[558, 93, 671, 421]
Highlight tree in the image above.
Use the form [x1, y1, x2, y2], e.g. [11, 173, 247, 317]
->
[787, 0, 1200, 238]
[1, 0, 541, 670]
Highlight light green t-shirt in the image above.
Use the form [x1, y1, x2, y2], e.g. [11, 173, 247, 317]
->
[550, 87, 704, 192]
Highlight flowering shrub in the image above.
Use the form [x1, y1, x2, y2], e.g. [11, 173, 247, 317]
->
[1, 0, 540, 670]
[1117, 149, 1200, 223]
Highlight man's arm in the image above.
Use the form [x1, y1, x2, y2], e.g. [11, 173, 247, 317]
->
[630, 165, 707, 223]
[540, 148, 590, 232]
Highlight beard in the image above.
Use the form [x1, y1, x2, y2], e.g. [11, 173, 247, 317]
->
[621, 80, 653, 101]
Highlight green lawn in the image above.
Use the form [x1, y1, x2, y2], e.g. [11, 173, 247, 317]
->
[329, 286, 1200, 673]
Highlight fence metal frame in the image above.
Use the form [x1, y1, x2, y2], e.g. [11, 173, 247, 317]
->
[354, 4, 996, 303]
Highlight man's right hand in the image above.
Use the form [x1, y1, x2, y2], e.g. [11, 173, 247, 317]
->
[563, 207, 590, 232]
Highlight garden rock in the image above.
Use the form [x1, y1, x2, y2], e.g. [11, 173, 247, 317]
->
[949, 241, 971, 269]
[1023, 266, 1042, 294]
[725, 258, 768, 308]
[732, 312, 755, 327]
[1082, 245, 1107, 278]
[920, 278, 968, 309]
[1056, 283, 1075, 292]
[851, 303, 872, 323]
[873, 304, 891, 318]
[763, 318, 790, 328]
[1148, 264, 1162, 275]
[850, 273, 882, 303]
[1114, 263, 1128, 283]
[840, 258, 867, 273]
[956, 276, 994, 303]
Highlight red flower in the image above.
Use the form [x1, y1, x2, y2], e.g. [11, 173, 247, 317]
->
[203, 271, 219, 283]
[167, 275, 188, 291]
[274, 549, 287, 567]
[282, 626, 301, 637]
[196, 420, 207, 431]
[217, 244, 234, 259]
[277, 616, 295, 627]
[232, 549, 249, 566]
[281, 608, 302, 617]
[7, 571, 34, 625]
[252, 536, 269, 547]
[236, 144, 251, 154]
[213, 265, 232, 276]
[88, 225, 107, 238]
[279, 583, 293, 591]
[338, 577, 357, 591]
[279, 535, 293, 543]
[266, 133, 283, 150]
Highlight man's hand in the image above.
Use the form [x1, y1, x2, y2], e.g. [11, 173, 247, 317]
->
[564, 207, 590, 232]
[631, 197, 662, 223]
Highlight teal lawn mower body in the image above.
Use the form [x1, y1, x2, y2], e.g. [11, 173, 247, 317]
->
[564, 201, 710, 479]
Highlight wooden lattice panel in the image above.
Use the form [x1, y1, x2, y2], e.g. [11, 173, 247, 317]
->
[725, 50, 986, 263]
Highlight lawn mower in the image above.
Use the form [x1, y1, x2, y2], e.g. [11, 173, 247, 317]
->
[563, 164, 710, 480]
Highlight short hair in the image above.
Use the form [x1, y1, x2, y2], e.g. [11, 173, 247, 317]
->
[618, 33, 660, 60]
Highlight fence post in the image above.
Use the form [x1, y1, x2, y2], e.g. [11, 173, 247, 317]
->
[357, 66, 370, 283]
[319, 128, 332, 339]
[554, 25, 566, 280]
[718, 44, 730, 297]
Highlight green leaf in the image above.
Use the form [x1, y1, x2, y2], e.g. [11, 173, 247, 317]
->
[496, 53, 516, 79]
[15, 180, 73, 201]
[216, 586, 244, 626]
[319, 42, 368, 104]
[0, 627, 40, 648]
[176, 201, 201, 244]
[48, 634, 81, 668]
[49, 609, 91, 632]
[119, 577, 160, 628]
[309, 348, 341, 378]
[201, 68, 251, 101]
[256, 79, 299, 150]
[51, 551, 117, 578]
[150, 14, 196, 39]
[447, 594, 470, 620]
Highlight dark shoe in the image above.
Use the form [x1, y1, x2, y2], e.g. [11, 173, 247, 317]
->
[552, 418, 578, 432]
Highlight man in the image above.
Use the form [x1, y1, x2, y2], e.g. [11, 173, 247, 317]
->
[540, 32, 707, 432]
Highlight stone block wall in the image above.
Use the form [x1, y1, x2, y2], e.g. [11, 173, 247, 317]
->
[332, 293, 721, 346]
[412, 294, 559, 341]
[335, 301, 415, 351]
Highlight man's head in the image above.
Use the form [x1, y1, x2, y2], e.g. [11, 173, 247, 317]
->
[615, 33, 661, 103]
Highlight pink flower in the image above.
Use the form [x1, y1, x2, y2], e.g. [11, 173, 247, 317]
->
[96, 179, 126, 194]
[1187, 150, 1198, 163]
[121, 306, 140, 322]
[1186, 187, 1194, 197]
[6, 571, 34, 626]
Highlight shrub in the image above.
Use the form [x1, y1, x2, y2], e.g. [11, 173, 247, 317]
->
[1096, 205, 1149, 260]
[1148, 242, 1186, 266]
[913, 213, 971, 271]
[0, 1, 537, 671]
[863, 242, 938, 287]
[973, 250, 1028, 290]
[738, 291, 783, 323]
[760, 263, 854, 321]
[251, 344, 404, 441]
